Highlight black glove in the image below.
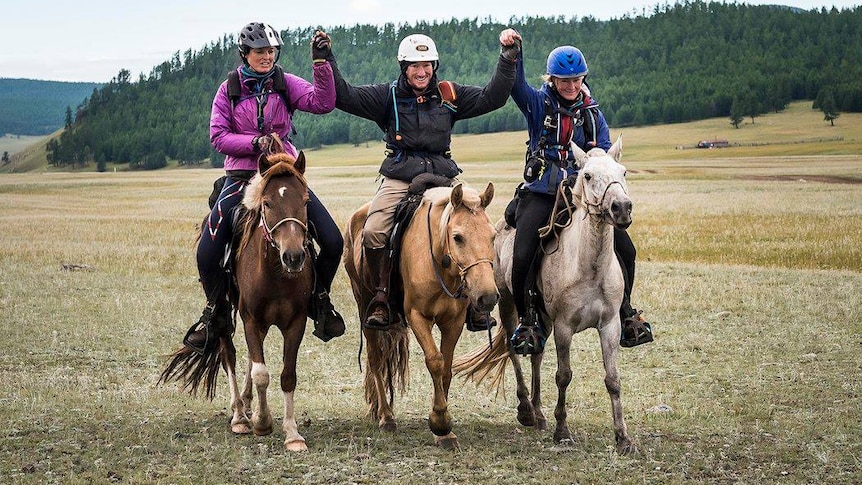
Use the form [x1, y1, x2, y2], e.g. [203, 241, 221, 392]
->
[501, 38, 521, 62]
[311, 30, 333, 62]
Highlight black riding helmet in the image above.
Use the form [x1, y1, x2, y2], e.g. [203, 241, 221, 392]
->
[238, 22, 283, 63]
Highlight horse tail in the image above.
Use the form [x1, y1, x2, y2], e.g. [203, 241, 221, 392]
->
[158, 339, 229, 401]
[363, 326, 410, 418]
[452, 327, 510, 393]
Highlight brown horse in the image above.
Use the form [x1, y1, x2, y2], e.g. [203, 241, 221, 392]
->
[160, 144, 314, 451]
[343, 182, 498, 449]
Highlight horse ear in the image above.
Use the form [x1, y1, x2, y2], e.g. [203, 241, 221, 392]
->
[571, 142, 588, 170]
[608, 135, 623, 162]
[450, 183, 464, 208]
[480, 182, 494, 208]
[258, 153, 275, 175]
[294, 151, 307, 175]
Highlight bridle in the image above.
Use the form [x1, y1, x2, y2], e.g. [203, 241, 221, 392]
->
[539, 170, 627, 253]
[260, 201, 309, 249]
[426, 202, 494, 299]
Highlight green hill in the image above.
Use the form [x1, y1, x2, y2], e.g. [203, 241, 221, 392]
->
[0, 78, 100, 136]
[12, 1, 862, 170]
[4, 100, 859, 173]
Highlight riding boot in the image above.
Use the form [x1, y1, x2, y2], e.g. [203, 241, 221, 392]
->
[363, 247, 393, 330]
[308, 285, 346, 342]
[510, 294, 546, 355]
[184, 298, 231, 355]
[620, 308, 654, 348]
[465, 305, 497, 332]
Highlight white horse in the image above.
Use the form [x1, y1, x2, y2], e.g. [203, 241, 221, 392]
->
[454, 136, 637, 455]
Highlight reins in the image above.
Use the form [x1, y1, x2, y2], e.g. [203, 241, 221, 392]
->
[425, 201, 493, 299]
[538, 173, 627, 255]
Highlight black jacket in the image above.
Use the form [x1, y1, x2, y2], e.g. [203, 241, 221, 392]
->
[330, 55, 516, 181]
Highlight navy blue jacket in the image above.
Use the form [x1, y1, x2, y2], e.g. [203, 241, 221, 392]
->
[511, 55, 611, 195]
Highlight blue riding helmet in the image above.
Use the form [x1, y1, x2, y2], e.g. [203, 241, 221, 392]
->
[546, 46, 588, 78]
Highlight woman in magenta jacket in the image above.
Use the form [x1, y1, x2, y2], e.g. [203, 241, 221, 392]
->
[183, 22, 344, 354]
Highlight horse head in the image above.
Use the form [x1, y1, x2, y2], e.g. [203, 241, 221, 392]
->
[440, 182, 499, 313]
[242, 149, 310, 273]
[571, 136, 632, 229]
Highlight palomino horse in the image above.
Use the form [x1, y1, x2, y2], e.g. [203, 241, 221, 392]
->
[454, 137, 638, 455]
[160, 143, 314, 451]
[343, 182, 498, 449]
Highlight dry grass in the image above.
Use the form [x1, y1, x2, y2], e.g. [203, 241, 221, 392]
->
[1, 104, 860, 484]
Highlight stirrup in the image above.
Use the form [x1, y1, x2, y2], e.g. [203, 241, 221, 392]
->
[465, 306, 497, 332]
[310, 292, 345, 342]
[183, 304, 216, 355]
[510, 315, 546, 356]
[363, 292, 392, 330]
[620, 310, 654, 348]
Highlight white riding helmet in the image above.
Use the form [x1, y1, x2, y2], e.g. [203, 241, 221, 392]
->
[397, 34, 439, 62]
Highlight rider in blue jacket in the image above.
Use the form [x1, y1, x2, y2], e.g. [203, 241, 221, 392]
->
[500, 29, 654, 355]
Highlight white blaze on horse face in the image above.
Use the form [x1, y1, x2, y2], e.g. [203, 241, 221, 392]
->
[279, 186, 287, 197]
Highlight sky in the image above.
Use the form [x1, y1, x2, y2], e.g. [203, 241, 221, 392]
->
[1, 0, 858, 83]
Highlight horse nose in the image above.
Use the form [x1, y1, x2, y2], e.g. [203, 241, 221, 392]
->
[612, 198, 632, 217]
[475, 291, 499, 312]
[281, 249, 306, 272]
[611, 199, 633, 228]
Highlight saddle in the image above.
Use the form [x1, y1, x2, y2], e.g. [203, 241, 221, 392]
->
[386, 174, 454, 322]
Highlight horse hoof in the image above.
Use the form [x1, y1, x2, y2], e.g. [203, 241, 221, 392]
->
[517, 412, 535, 427]
[253, 425, 273, 437]
[617, 439, 638, 456]
[536, 416, 549, 431]
[285, 438, 308, 452]
[553, 429, 573, 444]
[435, 435, 459, 450]
[231, 423, 252, 434]
[379, 420, 397, 433]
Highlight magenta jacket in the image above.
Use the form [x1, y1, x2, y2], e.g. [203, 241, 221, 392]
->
[209, 62, 336, 171]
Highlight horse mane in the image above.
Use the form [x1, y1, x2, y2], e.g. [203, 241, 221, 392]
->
[237, 153, 306, 258]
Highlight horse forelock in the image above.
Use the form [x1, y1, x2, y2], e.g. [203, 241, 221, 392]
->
[242, 157, 306, 212]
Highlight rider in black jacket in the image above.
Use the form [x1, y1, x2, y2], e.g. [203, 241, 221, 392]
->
[325, 32, 519, 330]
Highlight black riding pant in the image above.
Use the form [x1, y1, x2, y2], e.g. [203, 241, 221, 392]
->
[511, 191, 638, 321]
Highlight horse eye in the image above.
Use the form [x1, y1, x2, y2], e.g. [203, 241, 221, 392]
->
[584, 173, 592, 181]
[624, 170, 628, 177]
[453, 234, 464, 245]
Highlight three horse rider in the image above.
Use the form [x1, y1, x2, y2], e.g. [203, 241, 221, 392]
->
[179, 23, 653, 353]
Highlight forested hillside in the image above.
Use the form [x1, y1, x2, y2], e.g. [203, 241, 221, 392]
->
[0, 79, 100, 136]
[47, 1, 861, 170]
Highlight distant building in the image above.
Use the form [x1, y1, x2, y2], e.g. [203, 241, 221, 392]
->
[697, 139, 730, 148]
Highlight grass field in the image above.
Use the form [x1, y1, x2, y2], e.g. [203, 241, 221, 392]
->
[1, 104, 860, 483]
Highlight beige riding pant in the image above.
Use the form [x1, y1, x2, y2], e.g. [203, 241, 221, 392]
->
[362, 177, 410, 249]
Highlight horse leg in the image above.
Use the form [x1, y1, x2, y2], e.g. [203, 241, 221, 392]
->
[364, 329, 397, 432]
[435, 316, 465, 449]
[221, 336, 251, 434]
[500, 295, 545, 429]
[599, 321, 637, 455]
[411, 313, 457, 449]
[245, 325, 273, 436]
[552, 326, 575, 444]
[240, 357, 253, 419]
[280, 322, 307, 451]
[529, 353, 548, 431]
